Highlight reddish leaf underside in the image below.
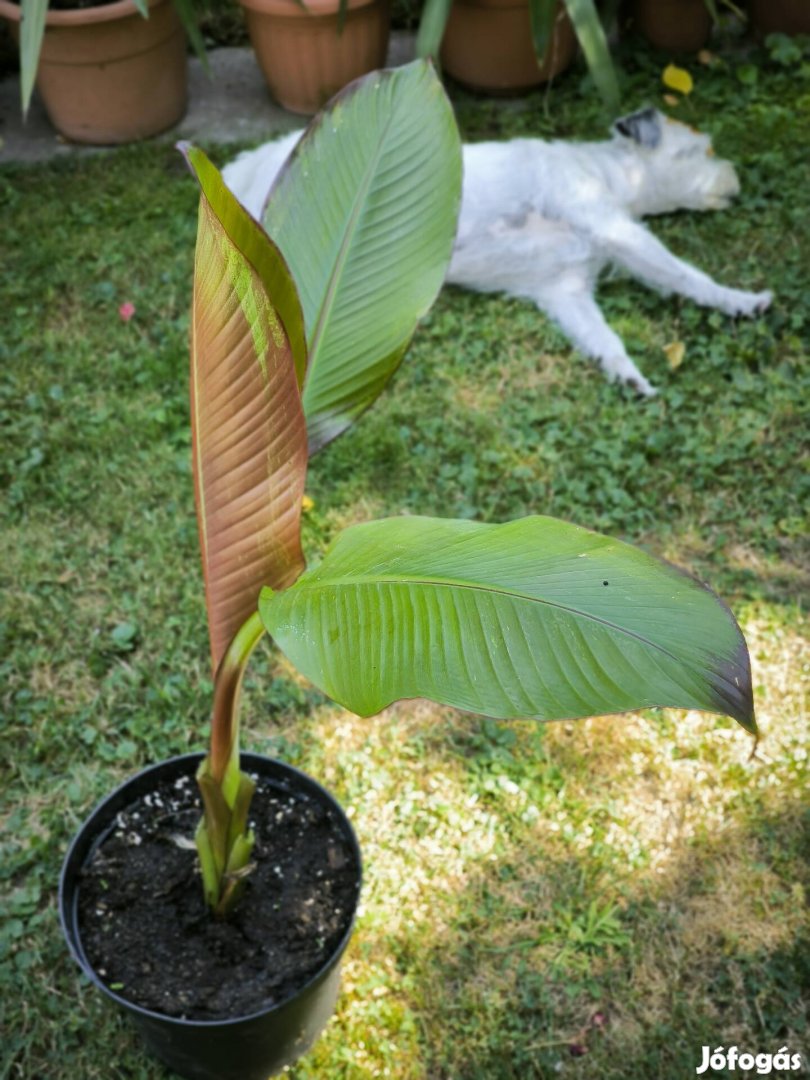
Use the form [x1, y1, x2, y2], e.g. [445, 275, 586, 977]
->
[190, 194, 308, 672]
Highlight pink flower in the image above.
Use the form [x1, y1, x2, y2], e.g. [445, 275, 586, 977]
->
[119, 301, 136, 322]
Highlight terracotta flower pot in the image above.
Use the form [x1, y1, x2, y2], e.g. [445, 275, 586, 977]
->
[748, 0, 810, 37]
[0, 0, 187, 144]
[632, 0, 711, 52]
[238, 0, 390, 115]
[440, 0, 576, 94]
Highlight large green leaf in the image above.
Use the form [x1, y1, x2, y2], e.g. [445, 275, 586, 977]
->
[260, 516, 755, 732]
[262, 60, 462, 454]
[181, 144, 308, 672]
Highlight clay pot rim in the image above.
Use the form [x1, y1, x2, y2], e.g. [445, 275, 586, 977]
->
[0, 0, 164, 28]
[452, 0, 559, 8]
[238, 0, 377, 17]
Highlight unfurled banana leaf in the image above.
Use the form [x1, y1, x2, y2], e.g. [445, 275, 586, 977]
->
[262, 60, 462, 454]
[259, 516, 755, 732]
[181, 144, 308, 673]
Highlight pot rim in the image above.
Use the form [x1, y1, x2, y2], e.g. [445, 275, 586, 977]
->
[59, 750, 362, 1029]
[238, 0, 378, 17]
[0, 0, 165, 28]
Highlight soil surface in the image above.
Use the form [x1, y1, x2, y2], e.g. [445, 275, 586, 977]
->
[77, 770, 360, 1021]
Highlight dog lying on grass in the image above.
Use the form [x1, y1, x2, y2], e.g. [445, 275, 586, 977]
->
[223, 107, 771, 396]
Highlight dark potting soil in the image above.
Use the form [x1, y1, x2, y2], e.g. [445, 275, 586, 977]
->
[77, 771, 360, 1021]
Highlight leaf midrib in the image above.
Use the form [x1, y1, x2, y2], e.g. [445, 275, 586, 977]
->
[280, 573, 685, 664]
[304, 99, 396, 390]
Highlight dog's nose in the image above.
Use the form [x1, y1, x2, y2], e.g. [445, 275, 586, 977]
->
[714, 160, 741, 199]
[723, 163, 741, 197]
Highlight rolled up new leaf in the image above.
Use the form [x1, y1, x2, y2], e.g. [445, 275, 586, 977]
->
[262, 59, 462, 453]
[259, 515, 755, 732]
[181, 143, 309, 673]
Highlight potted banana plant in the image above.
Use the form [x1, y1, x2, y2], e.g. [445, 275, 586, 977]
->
[0, 0, 205, 142]
[416, 0, 619, 107]
[58, 61, 756, 1079]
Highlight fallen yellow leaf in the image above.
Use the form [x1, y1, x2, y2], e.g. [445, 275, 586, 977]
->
[663, 64, 694, 95]
[302, 494, 315, 512]
[663, 341, 686, 370]
[663, 93, 680, 108]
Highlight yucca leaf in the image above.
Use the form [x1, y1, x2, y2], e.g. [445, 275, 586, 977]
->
[259, 515, 755, 732]
[171, 0, 208, 65]
[262, 60, 462, 453]
[19, 0, 48, 117]
[565, 0, 620, 111]
[528, 0, 558, 65]
[415, 0, 454, 60]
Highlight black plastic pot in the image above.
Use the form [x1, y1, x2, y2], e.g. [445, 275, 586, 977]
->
[59, 752, 362, 1080]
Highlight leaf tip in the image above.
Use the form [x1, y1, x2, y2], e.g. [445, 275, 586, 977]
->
[712, 635, 757, 736]
[176, 140, 201, 182]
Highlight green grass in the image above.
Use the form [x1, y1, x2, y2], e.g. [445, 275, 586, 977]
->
[2, 36, 808, 1080]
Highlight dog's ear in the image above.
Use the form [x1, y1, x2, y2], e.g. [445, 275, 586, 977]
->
[613, 108, 662, 149]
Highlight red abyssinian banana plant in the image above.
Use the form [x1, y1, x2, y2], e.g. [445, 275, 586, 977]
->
[181, 62, 755, 917]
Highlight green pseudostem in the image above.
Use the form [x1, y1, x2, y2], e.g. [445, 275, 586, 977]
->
[195, 611, 266, 916]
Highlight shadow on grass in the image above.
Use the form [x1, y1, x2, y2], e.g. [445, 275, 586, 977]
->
[392, 797, 809, 1079]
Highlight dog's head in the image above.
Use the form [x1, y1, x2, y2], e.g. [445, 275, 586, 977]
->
[612, 108, 741, 213]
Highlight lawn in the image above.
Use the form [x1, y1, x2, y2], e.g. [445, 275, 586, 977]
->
[1, 32, 808, 1080]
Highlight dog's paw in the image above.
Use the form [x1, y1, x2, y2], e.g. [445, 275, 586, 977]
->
[627, 375, 658, 398]
[720, 288, 773, 318]
[602, 356, 657, 398]
[753, 289, 773, 314]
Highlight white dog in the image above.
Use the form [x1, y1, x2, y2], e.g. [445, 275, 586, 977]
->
[223, 108, 771, 396]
